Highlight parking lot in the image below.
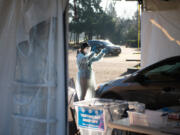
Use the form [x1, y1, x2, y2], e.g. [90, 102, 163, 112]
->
[68, 46, 141, 85]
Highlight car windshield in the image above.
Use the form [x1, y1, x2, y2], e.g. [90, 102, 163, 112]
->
[100, 41, 114, 46]
[143, 62, 180, 82]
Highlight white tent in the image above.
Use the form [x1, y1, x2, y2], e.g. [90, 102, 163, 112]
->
[0, 0, 68, 135]
[141, 0, 180, 67]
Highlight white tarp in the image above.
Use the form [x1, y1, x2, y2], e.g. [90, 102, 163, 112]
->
[0, 0, 68, 135]
[144, 0, 180, 11]
[141, 0, 180, 67]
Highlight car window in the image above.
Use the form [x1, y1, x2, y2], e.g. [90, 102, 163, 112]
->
[101, 41, 113, 46]
[89, 41, 98, 47]
[143, 62, 180, 82]
[97, 41, 104, 46]
[88, 41, 92, 46]
[92, 41, 103, 49]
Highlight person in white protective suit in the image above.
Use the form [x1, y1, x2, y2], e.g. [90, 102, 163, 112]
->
[76, 43, 107, 100]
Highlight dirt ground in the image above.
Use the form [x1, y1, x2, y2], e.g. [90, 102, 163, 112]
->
[68, 46, 141, 85]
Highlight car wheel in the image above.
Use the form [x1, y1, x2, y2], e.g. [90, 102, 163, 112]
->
[111, 53, 119, 56]
[115, 53, 120, 56]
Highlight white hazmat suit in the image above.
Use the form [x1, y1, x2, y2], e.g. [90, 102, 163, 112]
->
[76, 50, 106, 100]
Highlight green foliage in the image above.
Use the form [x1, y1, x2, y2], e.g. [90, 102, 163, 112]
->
[126, 40, 138, 48]
[69, 0, 138, 47]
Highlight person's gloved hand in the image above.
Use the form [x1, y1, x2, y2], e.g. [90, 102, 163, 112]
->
[102, 48, 108, 54]
[91, 46, 96, 52]
[91, 46, 99, 53]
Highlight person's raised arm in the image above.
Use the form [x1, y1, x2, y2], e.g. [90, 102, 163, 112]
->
[88, 48, 107, 64]
[77, 51, 96, 65]
[84, 51, 95, 60]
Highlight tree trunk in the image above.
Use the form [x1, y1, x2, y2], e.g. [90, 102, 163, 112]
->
[77, 33, 79, 44]
[75, 33, 77, 44]
[100, 34, 104, 39]
[73, 33, 75, 44]
[88, 33, 92, 40]
[96, 35, 98, 39]
[70, 32, 72, 42]
[84, 33, 88, 41]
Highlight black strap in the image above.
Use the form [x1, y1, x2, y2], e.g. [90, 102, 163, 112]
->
[70, 107, 80, 135]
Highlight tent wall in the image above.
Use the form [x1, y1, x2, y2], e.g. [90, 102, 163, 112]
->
[141, 0, 180, 68]
[0, 1, 18, 134]
[0, 0, 68, 135]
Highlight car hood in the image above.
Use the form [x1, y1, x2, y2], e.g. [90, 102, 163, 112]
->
[97, 74, 131, 95]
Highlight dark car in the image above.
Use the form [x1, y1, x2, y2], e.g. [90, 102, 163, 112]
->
[88, 40, 121, 56]
[96, 56, 180, 110]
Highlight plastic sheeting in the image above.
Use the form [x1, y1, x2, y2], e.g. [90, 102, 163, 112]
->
[141, 0, 180, 68]
[0, 0, 68, 135]
[13, 18, 57, 135]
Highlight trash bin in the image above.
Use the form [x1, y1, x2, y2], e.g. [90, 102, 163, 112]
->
[73, 98, 128, 135]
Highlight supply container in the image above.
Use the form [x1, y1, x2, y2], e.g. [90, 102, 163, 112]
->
[127, 110, 165, 128]
[73, 98, 128, 135]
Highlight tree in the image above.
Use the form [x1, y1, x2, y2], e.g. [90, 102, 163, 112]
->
[69, 0, 104, 42]
[128, 10, 138, 40]
[107, 2, 117, 19]
[69, 0, 138, 47]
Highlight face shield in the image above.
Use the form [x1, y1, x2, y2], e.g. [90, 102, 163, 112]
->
[83, 47, 91, 54]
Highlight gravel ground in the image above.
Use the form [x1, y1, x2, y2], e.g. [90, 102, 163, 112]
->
[68, 46, 141, 85]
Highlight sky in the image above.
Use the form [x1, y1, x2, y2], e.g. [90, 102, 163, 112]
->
[100, 0, 138, 19]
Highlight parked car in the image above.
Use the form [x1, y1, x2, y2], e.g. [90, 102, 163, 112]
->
[88, 40, 121, 56]
[96, 56, 180, 110]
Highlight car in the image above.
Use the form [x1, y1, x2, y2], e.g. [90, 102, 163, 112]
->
[96, 56, 180, 110]
[88, 40, 121, 56]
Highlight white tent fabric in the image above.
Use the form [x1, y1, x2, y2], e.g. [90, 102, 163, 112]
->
[0, 0, 68, 135]
[141, 0, 180, 68]
[16, 0, 58, 45]
[144, 0, 180, 11]
[0, 1, 18, 134]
